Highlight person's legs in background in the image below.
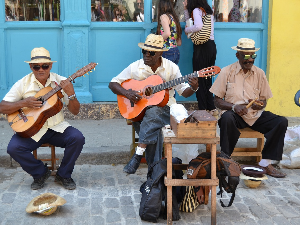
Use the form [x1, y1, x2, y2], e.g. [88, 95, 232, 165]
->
[162, 47, 180, 64]
[193, 40, 217, 111]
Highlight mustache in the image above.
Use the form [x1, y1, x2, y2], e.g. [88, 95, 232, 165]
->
[243, 61, 253, 64]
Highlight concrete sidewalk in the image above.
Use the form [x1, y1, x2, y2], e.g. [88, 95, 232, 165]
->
[0, 118, 300, 224]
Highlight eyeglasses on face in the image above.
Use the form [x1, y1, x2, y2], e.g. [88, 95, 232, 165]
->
[137, 2, 143, 5]
[142, 49, 156, 56]
[243, 54, 257, 60]
[32, 64, 50, 71]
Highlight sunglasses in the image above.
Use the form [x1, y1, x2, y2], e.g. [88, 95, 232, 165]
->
[142, 49, 156, 56]
[32, 64, 50, 71]
[243, 54, 257, 60]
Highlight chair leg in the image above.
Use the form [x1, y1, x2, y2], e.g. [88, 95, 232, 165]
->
[10, 156, 13, 167]
[51, 145, 56, 171]
[257, 137, 264, 162]
[33, 149, 37, 159]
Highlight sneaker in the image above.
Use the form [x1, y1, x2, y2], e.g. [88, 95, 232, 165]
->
[55, 174, 76, 190]
[31, 166, 51, 190]
[123, 154, 143, 174]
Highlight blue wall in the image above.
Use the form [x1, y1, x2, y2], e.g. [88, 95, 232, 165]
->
[0, 0, 269, 103]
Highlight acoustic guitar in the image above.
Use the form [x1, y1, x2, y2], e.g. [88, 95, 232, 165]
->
[7, 62, 98, 138]
[117, 66, 221, 122]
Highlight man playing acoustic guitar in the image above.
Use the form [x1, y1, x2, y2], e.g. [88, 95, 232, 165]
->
[109, 34, 199, 174]
[0, 47, 85, 190]
[210, 38, 288, 178]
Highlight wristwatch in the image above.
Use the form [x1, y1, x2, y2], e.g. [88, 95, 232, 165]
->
[191, 86, 199, 92]
[68, 93, 76, 100]
[232, 104, 236, 112]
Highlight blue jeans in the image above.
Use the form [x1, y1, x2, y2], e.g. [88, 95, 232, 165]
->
[133, 105, 170, 167]
[162, 47, 180, 64]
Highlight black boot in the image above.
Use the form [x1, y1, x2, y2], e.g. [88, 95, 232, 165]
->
[123, 154, 143, 174]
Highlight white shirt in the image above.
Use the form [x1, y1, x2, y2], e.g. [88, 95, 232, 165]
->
[111, 57, 190, 106]
[3, 72, 71, 142]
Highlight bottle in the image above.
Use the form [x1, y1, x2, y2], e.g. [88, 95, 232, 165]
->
[186, 18, 193, 39]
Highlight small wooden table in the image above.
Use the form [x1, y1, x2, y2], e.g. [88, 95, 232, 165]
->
[162, 127, 220, 225]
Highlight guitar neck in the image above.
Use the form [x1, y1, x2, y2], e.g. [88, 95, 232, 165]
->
[152, 72, 197, 94]
[40, 76, 74, 102]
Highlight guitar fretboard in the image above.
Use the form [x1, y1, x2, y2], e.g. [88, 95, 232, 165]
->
[38, 63, 97, 102]
[151, 72, 197, 94]
[40, 77, 72, 102]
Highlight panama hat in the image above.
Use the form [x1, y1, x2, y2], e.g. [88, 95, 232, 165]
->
[26, 193, 66, 216]
[25, 47, 57, 63]
[231, 38, 260, 52]
[138, 34, 169, 52]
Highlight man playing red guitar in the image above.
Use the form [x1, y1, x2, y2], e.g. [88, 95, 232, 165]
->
[0, 47, 85, 190]
[109, 34, 199, 174]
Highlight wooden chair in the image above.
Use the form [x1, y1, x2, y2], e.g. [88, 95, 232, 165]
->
[231, 127, 264, 162]
[126, 120, 146, 164]
[33, 143, 59, 174]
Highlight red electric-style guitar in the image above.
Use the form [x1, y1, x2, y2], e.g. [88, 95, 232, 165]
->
[117, 66, 221, 121]
[7, 62, 98, 138]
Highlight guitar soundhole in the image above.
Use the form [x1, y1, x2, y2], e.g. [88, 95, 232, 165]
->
[145, 87, 153, 96]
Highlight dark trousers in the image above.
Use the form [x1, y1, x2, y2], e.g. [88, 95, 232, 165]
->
[193, 39, 217, 110]
[218, 110, 288, 161]
[7, 126, 85, 179]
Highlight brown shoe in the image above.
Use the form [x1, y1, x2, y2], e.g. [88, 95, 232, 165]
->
[263, 164, 286, 178]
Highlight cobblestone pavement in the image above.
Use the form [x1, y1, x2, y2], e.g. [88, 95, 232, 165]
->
[0, 163, 300, 225]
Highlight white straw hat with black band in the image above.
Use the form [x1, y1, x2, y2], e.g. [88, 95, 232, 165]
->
[231, 38, 260, 52]
[25, 47, 57, 63]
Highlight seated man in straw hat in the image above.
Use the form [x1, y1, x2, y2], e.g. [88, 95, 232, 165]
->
[109, 34, 198, 174]
[209, 38, 288, 178]
[0, 47, 85, 190]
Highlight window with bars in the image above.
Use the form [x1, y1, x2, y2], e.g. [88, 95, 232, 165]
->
[5, 0, 60, 22]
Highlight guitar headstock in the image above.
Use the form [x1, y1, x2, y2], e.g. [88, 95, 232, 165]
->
[198, 66, 221, 78]
[70, 62, 98, 80]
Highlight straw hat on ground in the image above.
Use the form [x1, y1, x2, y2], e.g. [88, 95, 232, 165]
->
[240, 165, 267, 188]
[138, 34, 169, 52]
[26, 193, 66, 216]
[231, 38, 260, 52]
[24, 47, 57, 64]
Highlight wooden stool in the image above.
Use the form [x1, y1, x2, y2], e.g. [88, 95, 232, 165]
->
[33, 143, 59, 174]
[231, 127, 264, 162]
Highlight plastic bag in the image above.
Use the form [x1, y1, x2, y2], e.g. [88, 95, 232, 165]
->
[172, 144, 199, 164]
[170, 104, 188, 123]
[281, 125, 300, 168]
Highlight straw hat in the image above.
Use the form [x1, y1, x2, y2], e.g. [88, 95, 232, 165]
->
[25, 47, 57, 64]
[231, 38, 260, 52]
[26, 193, 66, 216]
[138, 34, 168, 52]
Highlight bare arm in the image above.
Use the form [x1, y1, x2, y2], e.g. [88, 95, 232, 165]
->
[181, 77, 198, 98]
[60, 79, 80, 115]
[214, 96, 248, 116]
[214, 96, 266, 117]
[0, 98, 43, 115]
[108, 82, 141, 103]
[160, 14, 171, 40]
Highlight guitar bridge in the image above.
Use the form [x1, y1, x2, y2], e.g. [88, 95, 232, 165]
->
[18, 109, 28, 123]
